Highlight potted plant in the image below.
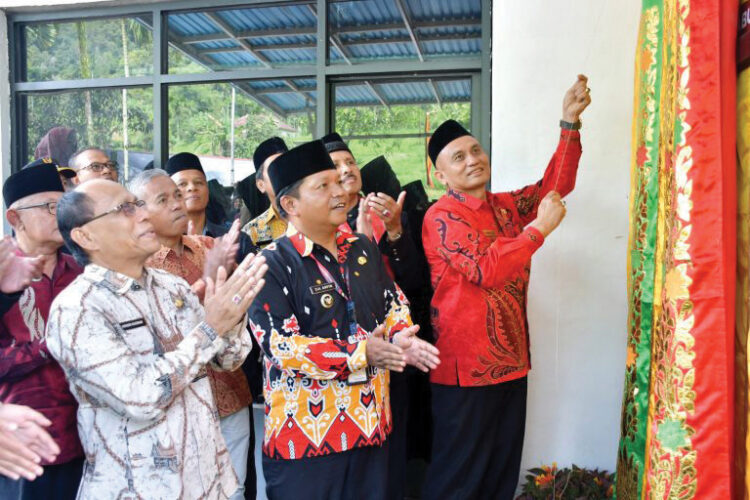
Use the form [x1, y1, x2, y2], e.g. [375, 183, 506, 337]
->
[516, 463, 615, 499]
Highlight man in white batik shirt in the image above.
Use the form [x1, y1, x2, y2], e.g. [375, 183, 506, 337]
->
[46, 179, 267, 499]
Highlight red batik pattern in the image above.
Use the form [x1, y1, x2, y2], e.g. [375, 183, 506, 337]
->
[422, 129, 581, 386]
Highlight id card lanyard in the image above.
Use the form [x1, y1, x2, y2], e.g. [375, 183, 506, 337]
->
[309, 252, 370, 385]
[308, 253, 358, 342]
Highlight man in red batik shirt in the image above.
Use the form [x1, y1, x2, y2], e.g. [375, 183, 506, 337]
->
[421, 75, 592, 500]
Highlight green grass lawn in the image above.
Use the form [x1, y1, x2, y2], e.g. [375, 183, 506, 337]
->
[348, 137, 446, 201]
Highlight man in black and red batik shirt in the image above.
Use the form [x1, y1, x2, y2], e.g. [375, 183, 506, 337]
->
[421, 75, 591, 500]
[248, 140, 440, 500]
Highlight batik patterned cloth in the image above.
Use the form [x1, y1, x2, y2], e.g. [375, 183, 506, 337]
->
[46, 264, 251, 499]
[248, 223, 412, 460]
[0, 250, 83, 465]
[616, 1, 737, 498]
[147, 234, 253, 417]
[241, 207, 288, 248]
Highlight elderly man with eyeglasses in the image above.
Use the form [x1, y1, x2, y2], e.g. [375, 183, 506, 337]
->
[68, 147, 119, 184]
[0, 158, 85, 500]
[45, 178, 267, 499]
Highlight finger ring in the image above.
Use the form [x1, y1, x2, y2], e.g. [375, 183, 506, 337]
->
[585, 87, 591, 94]
[232, 294, 242, 305]
[383, 209, 391, 217]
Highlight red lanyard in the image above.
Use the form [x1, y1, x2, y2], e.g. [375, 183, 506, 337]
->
[309, 252, 358, 340]
[309, 253, 351, 301]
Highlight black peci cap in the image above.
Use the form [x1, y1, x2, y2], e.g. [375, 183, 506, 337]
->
[428, 119, 472, 165]
[4, 158, 65, 207]
[321, 132, 351, 155]
[253, 137, 289, 174]
[164, 152, 205, 176]
[268, 140, 336, 195]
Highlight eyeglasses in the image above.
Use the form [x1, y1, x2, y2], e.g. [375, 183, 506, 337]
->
[14, 201, 57, 215]
[79, 199, 146, 227]
[82, 161, 118, 173]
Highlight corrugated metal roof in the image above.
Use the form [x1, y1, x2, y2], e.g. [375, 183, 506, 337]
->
[436, 80, 472, 101]
[405, 0, 481, 21]
[336, 84, 379, 105]
[165, 0, 480, 114]
[217, 5, 316, 31]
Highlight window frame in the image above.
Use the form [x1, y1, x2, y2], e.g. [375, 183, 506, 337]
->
[7, 0, 491, 177]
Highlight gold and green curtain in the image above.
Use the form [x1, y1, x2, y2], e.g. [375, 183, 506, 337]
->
[617, 0, 738, 498]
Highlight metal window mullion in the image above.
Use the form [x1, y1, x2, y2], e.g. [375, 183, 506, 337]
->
[160, 67, 318, 85]
[153, 7, 167, 168]
[8, 18, 25, 174]
[325, 58, 481, 76]
[13, 76, 154, 92]
[480, 0, 492, 189]
[315, 0, 329, 137]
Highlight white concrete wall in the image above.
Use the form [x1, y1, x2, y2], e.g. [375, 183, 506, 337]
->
[491, 1, 640, 475]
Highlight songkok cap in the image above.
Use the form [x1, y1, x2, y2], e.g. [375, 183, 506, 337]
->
[253, 137, 289, 173]
[57, 167, 77, 179]
[4, 158, 64, 208]
[360, 155, 401, 200]
[428, 119, 472, 165]
[165, 152, 205, 176]
[321, 132, 351, 155]
[268, 140, 335, 195]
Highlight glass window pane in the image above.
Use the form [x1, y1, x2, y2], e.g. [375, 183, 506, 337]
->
[23, 87, 154, 181]
[328, 0, 481, 65]
[168, 4, 317, 74]
[22, 15, 153, 82]
[334, 78, 472, 200]
[168, 80, 316, 185]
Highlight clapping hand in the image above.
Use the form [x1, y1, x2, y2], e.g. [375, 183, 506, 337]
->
[367, 191, 406, 240]
[393, 325, 441, 373]
[356, 196, 374, 240]
[0, 237, 43, 294]
[0, 404, 60, 481]
[203, 252, 267, 336]
[204, 219, 241, 281]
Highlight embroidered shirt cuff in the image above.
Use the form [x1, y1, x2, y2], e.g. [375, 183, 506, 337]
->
[347, 340, 368, 373]
[524, 226, 545, 249]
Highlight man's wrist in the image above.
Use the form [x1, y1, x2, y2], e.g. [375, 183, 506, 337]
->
[529, 220, 551, 238]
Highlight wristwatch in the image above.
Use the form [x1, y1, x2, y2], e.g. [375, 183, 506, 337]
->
[559, 119, 582, 130]
[387, 230, 403, 242]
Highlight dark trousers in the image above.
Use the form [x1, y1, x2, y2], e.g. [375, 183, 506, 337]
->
[423, 377, 528, 500]
[263, 442, 389, 500]
[0, 456, 83, 500]
[387, 371, 408, 500]
[244, 406, 256, 500]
